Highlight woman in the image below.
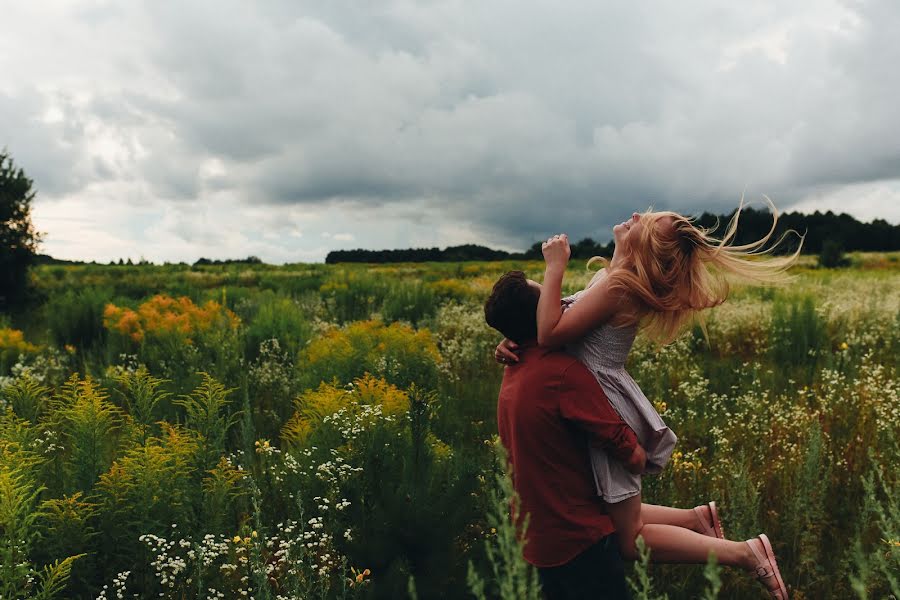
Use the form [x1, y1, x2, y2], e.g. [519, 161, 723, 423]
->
[495, 201, 799, 599]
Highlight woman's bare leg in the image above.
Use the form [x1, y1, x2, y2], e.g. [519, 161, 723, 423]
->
[640, 503, 708, 533]
[608, 494, 757, 568]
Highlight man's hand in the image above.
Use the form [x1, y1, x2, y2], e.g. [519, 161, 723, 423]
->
[494, 338, 520, 365]
[624, 444, 647, 475]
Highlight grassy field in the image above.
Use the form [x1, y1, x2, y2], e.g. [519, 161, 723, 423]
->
[1, 253, 898, 599]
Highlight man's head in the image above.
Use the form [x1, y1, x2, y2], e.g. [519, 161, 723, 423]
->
[484, 271, 542, 344]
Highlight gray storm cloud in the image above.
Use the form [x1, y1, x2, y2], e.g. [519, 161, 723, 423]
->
[2, 0, 899, 261]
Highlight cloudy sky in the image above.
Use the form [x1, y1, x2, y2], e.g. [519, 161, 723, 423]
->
[2, 0, 899, 263]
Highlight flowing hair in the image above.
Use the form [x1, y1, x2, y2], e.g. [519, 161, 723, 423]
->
[588, 197, 803, 344]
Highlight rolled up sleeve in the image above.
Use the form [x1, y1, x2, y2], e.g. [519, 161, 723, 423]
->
[557, 363, 638, 462]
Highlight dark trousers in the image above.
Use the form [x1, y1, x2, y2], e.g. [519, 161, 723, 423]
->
[537, 534, 632, 600]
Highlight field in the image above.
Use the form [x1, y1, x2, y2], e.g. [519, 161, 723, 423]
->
[1, 253, 899, 599]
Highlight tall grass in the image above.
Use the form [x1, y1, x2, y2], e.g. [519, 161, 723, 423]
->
[0, 255, 894, 597]
[44, 287, 110, 352]
[769, 293, 829, 386]
[467, 443, 542, 600]
[240, 292, 313, 361]
[381, 280, 437, 326]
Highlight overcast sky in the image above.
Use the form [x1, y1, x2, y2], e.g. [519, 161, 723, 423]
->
[2, 0, 899, 263]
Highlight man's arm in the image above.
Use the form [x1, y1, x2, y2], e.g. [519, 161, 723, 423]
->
[557, 362, 646, 474]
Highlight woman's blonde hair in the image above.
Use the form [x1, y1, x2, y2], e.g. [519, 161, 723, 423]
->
[588, 197, 802, 344]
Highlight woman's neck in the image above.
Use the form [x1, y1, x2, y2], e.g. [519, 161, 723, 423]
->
[609, 248, 626, 270]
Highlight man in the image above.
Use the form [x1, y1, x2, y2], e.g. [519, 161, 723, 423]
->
[484, 270, 646, 600]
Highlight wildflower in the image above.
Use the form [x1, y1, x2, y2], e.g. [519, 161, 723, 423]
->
[840, 342, 849, 351]
[0, 328, 39, 354]
[103, 294, 240, 345]
[233, 535, 242, 544]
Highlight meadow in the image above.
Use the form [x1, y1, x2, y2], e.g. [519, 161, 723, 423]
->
[0, 253, 898, 599]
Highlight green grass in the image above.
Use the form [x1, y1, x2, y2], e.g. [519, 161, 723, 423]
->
[0, 253, 897, 598]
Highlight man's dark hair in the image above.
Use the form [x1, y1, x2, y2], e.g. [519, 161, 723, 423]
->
[484, 270, 540, 344]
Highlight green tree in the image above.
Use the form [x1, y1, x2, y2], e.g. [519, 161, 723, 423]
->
[0, 149, 42, 309]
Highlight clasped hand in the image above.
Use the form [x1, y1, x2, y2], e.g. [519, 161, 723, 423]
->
[542, 233, 571, 270]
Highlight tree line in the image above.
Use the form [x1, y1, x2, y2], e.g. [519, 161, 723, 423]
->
[2, 144, 899, 311]
[326, 208, 900, 264]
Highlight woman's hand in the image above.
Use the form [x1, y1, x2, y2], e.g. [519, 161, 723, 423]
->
[494, 338, 520, 365]
[542, 234, 571, 272]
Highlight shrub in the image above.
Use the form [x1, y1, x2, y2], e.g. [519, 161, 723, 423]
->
[0, 328, 39, 375]
[111, 367, 171, 444]
[281, 374, 411, 449]
[48, 375, 123, 494]
[819, 239, 851, 268]
[94, 424, 200, 579]
[0, 423, 84, 599]
[174, 373, 239, 472]
[104, 295, 242, 390]
[103, 294, 240, 345]
[281, 376, 483, 599]
[299, 320, 441, 391]
[1, 374, 48, 423]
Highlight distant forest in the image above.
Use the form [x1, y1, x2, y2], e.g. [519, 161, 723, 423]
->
[326, 208, 900, 264]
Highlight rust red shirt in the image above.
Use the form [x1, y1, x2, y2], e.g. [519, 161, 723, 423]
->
[496, 344, 639, 568]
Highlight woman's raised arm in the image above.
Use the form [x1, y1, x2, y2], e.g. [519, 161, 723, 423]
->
[536, 236, 632, 347]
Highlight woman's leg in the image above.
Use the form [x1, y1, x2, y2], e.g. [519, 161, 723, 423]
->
[607, 494, 756, 568]
[640, 503, 709, 533]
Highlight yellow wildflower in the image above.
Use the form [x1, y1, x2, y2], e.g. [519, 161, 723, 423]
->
[0, 328, 40, 355]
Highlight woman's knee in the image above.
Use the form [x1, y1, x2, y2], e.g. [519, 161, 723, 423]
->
[606, 495, 645, 560]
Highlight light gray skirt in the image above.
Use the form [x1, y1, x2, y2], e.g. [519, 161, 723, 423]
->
[588, 367, 678, 503]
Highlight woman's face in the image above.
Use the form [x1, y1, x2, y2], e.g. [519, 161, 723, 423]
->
[612, 212, 644, 250]
[613, 212, 675, 256]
